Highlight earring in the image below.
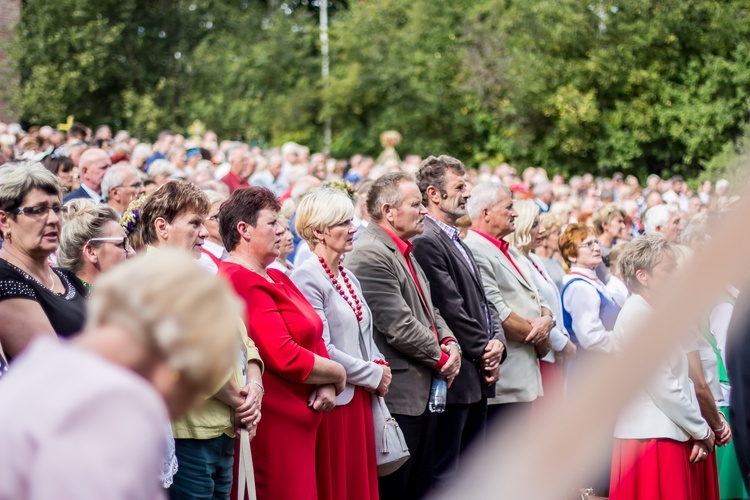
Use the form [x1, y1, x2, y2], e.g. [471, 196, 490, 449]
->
[5, 231, 10, 243]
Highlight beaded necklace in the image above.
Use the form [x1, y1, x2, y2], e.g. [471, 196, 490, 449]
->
[318, 256, 363, 322]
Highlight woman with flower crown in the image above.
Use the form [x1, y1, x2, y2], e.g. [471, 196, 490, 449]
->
[291, 186, 391, 500]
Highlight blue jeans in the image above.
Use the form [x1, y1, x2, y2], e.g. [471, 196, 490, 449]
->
[169, 435, 235, 500]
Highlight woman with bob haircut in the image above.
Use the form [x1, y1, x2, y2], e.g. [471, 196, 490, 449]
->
[291, 187, 390, 500]
[58, 199, 132, 292]
[0, 161, 87, 360]
[217, 186, 346, 500]
[0, 249, 243, 499]
[560, 223, 622, 354]
[610, 234, 718, 500]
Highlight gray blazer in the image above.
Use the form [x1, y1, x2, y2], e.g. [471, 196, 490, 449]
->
[464, 230, 545, 404]
[345, 222, 454, 416]
[291, 255, 383, 405]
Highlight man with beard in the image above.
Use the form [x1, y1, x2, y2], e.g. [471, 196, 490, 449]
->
[411, 156, 507, 487]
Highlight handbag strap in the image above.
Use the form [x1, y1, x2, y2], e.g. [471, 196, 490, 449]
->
[237, 429, 257, 500]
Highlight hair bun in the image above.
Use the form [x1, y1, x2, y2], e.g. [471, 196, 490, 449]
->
[61, 198, 98, 223]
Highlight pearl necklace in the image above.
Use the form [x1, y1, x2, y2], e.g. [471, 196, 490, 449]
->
[318, 256, 363, 322]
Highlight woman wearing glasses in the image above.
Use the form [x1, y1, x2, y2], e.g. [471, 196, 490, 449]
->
[560, 223, 622, 354]
[559, 223, 623, 497]
[0, 161, 87, 360]
[58, 198, 133, 293]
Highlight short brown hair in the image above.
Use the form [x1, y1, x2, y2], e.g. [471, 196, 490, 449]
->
[416, 155, 467, 205]
[139, 181, 210, 246]
[559, 223, 595, 264]
[593, 204, 625, 235]
[366, 172, 413, 222]
[219, 187, 281, 251]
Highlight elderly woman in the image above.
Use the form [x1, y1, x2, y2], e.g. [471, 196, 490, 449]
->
[610, 234, 718, 500]
[197, 190, 228, 273]
[267, 216, 295, 275]
[0, 250, 242, 499]
[507, 200, 576, 403]
[534, 213, 567, 291]
[0, 161, 87, 360]
[291, 187, 390, 499]
[560, 223, 622, 353]
[217, 187, 346, 500]
[58, 199, 132, 292]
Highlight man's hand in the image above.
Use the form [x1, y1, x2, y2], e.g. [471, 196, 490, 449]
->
[483, 366, 500, 385]
[308, 384, 337, 412]
[525, 316, 553, 345]
[439, 344, 461, 387]
[481, 339, 504, 372]
[375, 364, 392, 397]
[555, 339, 577, 364]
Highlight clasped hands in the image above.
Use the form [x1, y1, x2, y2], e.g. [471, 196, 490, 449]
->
[235, 382, 264, 440]
[482, 339, 504, 385]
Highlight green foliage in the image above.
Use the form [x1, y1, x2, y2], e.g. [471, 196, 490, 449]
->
[7, 0, 750, 178]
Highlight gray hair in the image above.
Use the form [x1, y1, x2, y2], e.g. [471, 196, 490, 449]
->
[643, 204, 676, 235]
[467, 182, 508, 221]
[680, 221, 707, 247]
[617, 233, 673, 292]
[0, 161, 61, 213]
[533, 182, 552, 196]
[58, 199, 120, 273]
[101, 164, 141, 201]
[202, 189, 228, 207]
[366, 172, 414, 221]
[148, 159, 176, 179]
[132, 143, 152, 161]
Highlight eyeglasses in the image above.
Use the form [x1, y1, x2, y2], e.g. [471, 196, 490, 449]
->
[88, 237, 131, 252]
[10, 205, 62, 217]
[579, 239, 601, 249]
[206, 213, 220, 222]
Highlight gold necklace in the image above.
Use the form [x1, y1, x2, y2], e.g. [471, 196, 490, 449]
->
[229, 255, 273, 283]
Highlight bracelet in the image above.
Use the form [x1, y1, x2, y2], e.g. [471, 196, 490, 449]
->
[374, 358, 390, 367]
[249, 380, 265, 394]
[714, 421, 726, 434]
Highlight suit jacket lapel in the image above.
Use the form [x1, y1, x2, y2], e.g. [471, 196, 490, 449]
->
[470, 230, 532, 291]
[425, 218, 483, 290]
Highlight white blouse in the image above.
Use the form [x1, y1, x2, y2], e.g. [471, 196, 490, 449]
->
[561, 266, 618, 353]
[524, 253, 570, 363]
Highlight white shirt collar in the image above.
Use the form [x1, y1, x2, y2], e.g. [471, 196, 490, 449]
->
[81, 183, 103, 202]
[569, 266, 598, 280]
[202, 240, 227, 260]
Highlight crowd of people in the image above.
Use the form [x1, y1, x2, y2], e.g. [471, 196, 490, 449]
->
[0, 119, 746, 500]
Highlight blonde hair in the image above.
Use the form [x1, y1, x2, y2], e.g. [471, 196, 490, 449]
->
[506, 199, 540, 251]
[87, 249, 242, 393]
[617, 234, 673, 292]
[295, 187, 354, 248]
[58, 199, 120, 273]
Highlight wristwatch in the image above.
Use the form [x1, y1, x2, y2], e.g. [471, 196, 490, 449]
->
[543, 313, 557, 329]
[446, 340, 462, 356]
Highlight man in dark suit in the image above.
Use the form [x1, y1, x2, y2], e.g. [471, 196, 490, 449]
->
[411, 155, 507, 487]
[727, 286, 750, 491]
[346, 172, 461, 499]
[63, 148, 111, 203]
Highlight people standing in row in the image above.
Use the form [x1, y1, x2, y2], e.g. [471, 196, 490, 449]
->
[346, 172, 461, 499]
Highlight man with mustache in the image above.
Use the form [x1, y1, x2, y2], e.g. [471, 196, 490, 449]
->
[346, 172, 461, 499]
[411, 156, 507, 487]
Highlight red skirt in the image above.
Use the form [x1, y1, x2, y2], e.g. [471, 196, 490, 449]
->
[315, 386, 379, 500]
[610, 438, 719, 500]
[531, 360, 565, 423]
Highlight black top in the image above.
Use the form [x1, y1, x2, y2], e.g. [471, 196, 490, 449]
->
[0, 259, 87, 339]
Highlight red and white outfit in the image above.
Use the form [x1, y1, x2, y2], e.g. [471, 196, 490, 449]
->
[610, 294, 718, 500]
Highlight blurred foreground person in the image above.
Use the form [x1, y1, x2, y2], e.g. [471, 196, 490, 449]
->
[610, 235, 718, 500]
[0, 250, 242, 500]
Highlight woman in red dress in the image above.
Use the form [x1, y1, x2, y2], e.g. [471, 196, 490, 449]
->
[217, 187, 346, 500]
[609, 234, 719, 500]
[291, 187, 391, 500]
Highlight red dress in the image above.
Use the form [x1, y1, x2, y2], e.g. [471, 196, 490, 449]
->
[610, 438, 720, 500]
[220, 263, 330, 500]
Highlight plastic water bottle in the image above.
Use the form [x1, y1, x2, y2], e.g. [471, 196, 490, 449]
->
[428, 375, 447, 413]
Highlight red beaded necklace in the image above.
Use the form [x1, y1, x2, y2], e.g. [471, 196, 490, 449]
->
[319, 256, 363, 322]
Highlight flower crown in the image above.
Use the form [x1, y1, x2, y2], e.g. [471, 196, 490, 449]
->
[322, 179, 356, 201]
[120, 195, 148, 235]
